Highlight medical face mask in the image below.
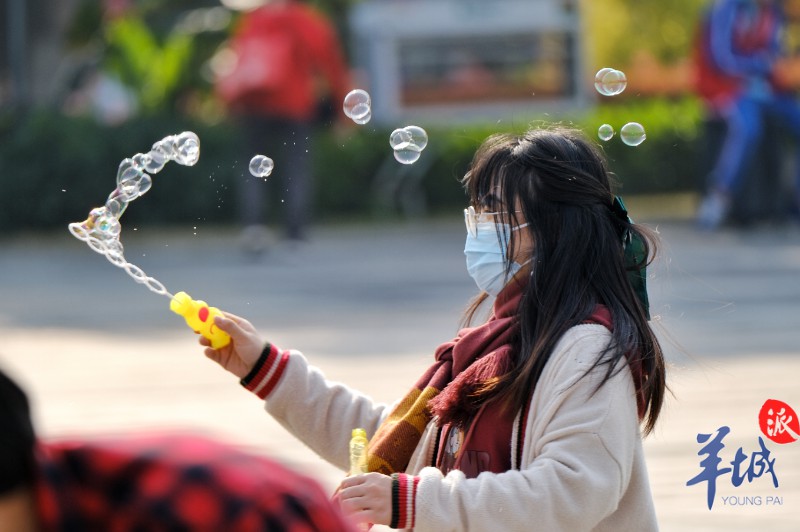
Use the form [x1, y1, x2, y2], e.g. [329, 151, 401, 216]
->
[464, 221, 527, 296]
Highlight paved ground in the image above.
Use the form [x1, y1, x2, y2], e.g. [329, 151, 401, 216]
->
[1, 211, 799, 530]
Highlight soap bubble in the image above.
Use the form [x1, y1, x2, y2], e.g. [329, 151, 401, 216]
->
[95, 215, 121, 238]
[352, 109, 372, 125]
[249, 155, 274, 178]
[124, 263, 147, 283]
[389, 128, 413, 149]
[119, 173, 152, 200]
[105, 194, 129, 218]
[68, 222, 90, 241]
[143, 276, 169, 296]
[404, 126, 428, 150]
[620, 122, 646, 146]
[389, 125, 428, 165]
[393, 145, 423, 165]
[131, 152, 151, 170]
[172, 132, 201, 166]
[152, 137, 177, 161]
[598, 124, 615, 141]
[343, 89, 371, 123]
[594, 68, 627, 96]
[144, 149, 167, 174]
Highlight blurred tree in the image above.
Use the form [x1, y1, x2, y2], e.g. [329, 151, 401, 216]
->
[581, 0, 708, 68]
[104, 15, 193, 112]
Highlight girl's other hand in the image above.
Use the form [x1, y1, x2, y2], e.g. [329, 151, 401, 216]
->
[337, 472, 392, 527]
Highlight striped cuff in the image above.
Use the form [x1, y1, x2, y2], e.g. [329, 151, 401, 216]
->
[240, 343, 290, 400]
[390, 473, 419, 530]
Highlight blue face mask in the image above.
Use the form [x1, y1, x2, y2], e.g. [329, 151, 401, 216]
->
[464, 221, 527, 296]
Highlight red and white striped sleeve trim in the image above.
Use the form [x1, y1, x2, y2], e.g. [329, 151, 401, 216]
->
[240, 343, 290, 400]
[395, 473, 420, 530]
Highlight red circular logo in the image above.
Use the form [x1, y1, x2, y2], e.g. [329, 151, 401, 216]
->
[758, 399, 799, 444]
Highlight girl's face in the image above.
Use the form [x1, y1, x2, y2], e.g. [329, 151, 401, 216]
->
[476, 188, 534, 266]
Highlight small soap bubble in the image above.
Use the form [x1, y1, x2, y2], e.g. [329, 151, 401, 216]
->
[404, 125, 428, 150]
[620, 122, 646, 146]
[352, 109, 371, 125]
[86, 236, 106, 255]
[124, 263, 147, 283]
[68, 222, 90, 241]
[95, 215, 121, 237]
[105, 195, 128, 218]
[594, 68, 627, 96]
[389, 128, 413, 150]
[343, 89, 371, 123]
[394, 145, 423, 165]
[173, 131, 201, 166]
[249, 155, 274, 178]
[152, 137, 176, 161]
[119, 173, 152, 200]
[131, 152, 150, 170]
[389, 125, 428, 164]
[598, 124, 615, 141]
[144, 149, 167, 174]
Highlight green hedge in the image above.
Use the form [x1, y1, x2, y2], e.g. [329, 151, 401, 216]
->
[0, 97, 706, 234]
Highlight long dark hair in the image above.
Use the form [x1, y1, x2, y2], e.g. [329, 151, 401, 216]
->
[461, 126, 665, 435]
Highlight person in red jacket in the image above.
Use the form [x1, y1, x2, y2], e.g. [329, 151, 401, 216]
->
[0, 366, 357, 531]
[217, 0, 351, 249]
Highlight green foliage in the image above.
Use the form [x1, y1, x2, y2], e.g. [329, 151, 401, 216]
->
[0, 97, 708, 234]
[0, 110, 239, 234]
[576, 97, 706, 194]
[104, 16, 195, 112]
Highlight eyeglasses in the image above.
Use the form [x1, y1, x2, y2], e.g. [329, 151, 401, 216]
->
[464, 205, 531, 237]
[464, 206, 497, 237]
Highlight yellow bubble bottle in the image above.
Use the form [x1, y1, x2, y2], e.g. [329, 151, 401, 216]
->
[349, 428, 369, 476]
[169, 291, 231, 349]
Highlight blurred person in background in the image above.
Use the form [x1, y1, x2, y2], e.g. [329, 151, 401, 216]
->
[215, 0, 351, 253]
[0, 366, 357, 531]
[694, 0, 800, 230]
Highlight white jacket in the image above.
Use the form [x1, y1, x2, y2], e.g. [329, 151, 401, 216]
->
[253, 323, 659, 531]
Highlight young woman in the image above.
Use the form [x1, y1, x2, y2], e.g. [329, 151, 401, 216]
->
[201, 127, 666, 531]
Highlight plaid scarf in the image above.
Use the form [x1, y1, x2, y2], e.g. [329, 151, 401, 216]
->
[366, 278, 525, 475]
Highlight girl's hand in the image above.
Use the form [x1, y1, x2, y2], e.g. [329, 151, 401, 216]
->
[336, 472, 393, 526]
[200, 312, 264, 379]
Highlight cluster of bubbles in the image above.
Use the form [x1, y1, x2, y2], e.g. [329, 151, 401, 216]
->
[68, 132, 202, 298]
[594, 67, 627, 97]
[249, 155, 274, 178]
[342, 89, 430, 165]
[343, 89, 372, 125]
[389, 126, 429, 165]
[593, 67, 646, 146]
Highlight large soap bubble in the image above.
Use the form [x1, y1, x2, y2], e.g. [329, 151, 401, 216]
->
[249, 155, 274, 178]
[343, 89, 372, 124]
[620, 122, 647, 146]
[594, 68, 627, 96]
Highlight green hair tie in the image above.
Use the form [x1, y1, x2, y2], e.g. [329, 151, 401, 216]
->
[612, 196, 650, 320]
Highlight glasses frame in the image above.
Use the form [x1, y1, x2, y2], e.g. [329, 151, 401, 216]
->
[464, 206, 500, 237]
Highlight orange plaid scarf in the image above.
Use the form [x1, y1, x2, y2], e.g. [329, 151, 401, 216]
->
[366, 278, 525, 475]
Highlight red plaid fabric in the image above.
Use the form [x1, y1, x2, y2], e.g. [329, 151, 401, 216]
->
[33, 433, 356, 531]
